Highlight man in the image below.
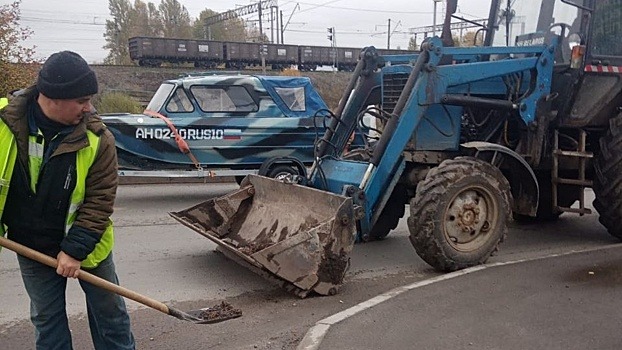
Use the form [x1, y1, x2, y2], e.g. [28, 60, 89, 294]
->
[0, 51, 135, 349]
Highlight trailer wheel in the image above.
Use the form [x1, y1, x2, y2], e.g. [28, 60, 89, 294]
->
[267, 164, 300, 180]
[593, 113, 622, 240]
[408, 157, 512, 272]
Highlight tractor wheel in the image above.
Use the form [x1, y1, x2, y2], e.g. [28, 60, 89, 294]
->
[593, 113, 622, 240]
[341, 148, 405, 241]
[364, 185, 407, 241]
[408, 157, 512, 272]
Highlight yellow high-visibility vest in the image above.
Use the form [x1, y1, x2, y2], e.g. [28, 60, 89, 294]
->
[0, 120, 114, 268]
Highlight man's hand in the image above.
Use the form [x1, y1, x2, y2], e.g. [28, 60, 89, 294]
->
[56, 251, 81, 278]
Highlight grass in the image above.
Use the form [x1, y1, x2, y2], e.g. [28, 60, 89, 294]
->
[94, 92, 144, 114]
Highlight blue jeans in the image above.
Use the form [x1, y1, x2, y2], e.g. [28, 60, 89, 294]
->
[17, 253, 135, 350]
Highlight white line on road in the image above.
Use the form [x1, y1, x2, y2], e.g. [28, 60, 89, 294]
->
[297, 244, 622, 350]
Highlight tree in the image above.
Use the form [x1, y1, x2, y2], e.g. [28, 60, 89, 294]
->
[105, 0, 192, 64]
[193, 9, 246, 41]
[104, 0, 135, 64]
[0, 0, 39, 96]
[158, 0, 192, 39]
[408, 36, 418, 51]
[133, 0, 163, 37]
[104, 0, 273, 65]
[455, 30, 483, 47]
[245, 24, 269, 43]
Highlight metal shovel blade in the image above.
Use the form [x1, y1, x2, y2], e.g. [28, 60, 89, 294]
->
[170, 174, 357, 297]
[173, 301, 242, 324]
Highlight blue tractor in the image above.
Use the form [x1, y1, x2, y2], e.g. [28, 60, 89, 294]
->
[171, 0, 622, 297]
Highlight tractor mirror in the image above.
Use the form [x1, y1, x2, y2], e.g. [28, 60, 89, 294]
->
[568, 33, 582, 49]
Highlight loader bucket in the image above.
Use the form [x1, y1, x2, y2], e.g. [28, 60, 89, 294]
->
[169, 174, 356, 297]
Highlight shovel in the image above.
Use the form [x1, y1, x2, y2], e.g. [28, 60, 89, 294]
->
[0, 236, 241, 324]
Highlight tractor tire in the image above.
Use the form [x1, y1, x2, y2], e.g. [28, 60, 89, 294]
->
[342, 148, 405, 241]
[364, 185, 407, 241]
[408, 157, 512, 272]
[593, 113, 622, 240]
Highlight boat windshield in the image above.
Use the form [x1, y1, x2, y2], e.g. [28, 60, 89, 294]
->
[146, 83, 175, 112]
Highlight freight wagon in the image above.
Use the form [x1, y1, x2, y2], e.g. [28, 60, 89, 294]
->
[128, 36, 414, 71]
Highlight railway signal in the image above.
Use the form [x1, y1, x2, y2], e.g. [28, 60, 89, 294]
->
[327, 27, 335, 46]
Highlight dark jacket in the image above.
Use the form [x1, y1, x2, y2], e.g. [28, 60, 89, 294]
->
[0, 86, 118, 260]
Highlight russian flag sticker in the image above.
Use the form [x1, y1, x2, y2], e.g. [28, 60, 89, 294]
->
[224, 129, 242, 140]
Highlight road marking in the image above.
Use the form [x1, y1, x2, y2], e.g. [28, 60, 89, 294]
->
[297, 244, 622, 350]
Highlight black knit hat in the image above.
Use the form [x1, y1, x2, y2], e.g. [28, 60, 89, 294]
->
[37, 51, 98, 99]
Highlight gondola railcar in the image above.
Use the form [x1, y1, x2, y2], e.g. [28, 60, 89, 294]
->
[128, 36, 415, 71]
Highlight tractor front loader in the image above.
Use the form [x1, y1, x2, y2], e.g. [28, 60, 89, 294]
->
[171, 0, 622, 297]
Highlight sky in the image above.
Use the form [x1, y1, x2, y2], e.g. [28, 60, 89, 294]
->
[15, 0, 493, 63]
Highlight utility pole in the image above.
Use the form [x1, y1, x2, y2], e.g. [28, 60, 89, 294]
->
[258, 4, 263, 41]
[273, 6, 279, 44]
[376, 19, 400, 50]
[387, 19, 391, 49]
[280, 10, 284, 43]
[270, 7, 274, 43]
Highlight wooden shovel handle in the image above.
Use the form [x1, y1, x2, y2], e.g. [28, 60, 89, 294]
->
[0, 236, 171, 315]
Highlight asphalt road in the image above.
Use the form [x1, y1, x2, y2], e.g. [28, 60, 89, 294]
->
[0, 183, 619, 349]
[312, 245, 622, 350]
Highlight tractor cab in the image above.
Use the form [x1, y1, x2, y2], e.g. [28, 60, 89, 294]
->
[482, 0, 621, 125]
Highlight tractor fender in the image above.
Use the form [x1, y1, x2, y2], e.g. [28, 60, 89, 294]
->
[461, 141, 538, 217]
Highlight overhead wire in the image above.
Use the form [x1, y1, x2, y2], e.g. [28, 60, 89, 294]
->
[294, 1, 432, 14]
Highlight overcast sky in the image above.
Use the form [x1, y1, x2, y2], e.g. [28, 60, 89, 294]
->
[17, 0, 492, 63]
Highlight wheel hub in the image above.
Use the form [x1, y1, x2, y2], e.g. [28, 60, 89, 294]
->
[458, 203, 480, 231]
[445, 189, 494, 249]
